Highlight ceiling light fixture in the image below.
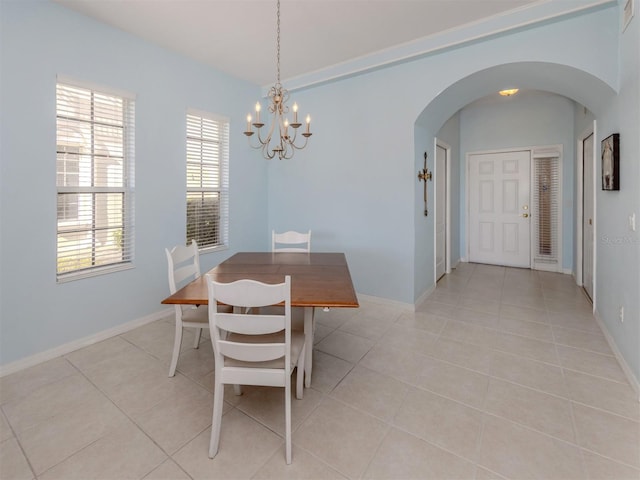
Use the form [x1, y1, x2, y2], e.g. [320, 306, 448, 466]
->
[499, 88, 519, 97]
[244, 0, 312, 160]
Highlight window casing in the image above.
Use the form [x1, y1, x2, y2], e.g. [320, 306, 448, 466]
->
[186, 110, 229, 250]
[56, 81, 135, 281]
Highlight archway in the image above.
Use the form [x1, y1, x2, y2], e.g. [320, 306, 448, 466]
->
[413, 61, 617, 300]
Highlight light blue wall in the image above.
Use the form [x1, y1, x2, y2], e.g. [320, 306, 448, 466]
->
[458, 90, 577, 271]
[0, 1, 266, 365]
[267, 78, 417, 303]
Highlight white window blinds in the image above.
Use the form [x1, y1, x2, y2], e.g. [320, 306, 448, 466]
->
[532, 150, 561, 269]
[186, 111, 229, 250]
[56, 82, 135, 280]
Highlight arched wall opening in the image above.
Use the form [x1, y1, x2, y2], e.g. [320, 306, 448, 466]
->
[413, 61, 617, 301]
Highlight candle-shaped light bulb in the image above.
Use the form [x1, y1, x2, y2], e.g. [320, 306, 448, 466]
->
[255, 102, 261, 122]
[246, 114, 252, 131]
[305, 115, 311, 133]
[292, 102, 299, 123]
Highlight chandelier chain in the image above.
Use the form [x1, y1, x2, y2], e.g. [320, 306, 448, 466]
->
[276, 0, 281, 86]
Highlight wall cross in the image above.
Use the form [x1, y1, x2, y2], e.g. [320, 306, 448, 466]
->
[417, 151, 432, 216]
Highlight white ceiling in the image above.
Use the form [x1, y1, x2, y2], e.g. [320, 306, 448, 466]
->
[53, 0, 548, 86]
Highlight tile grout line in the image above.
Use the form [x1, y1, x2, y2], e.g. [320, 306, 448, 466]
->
[64, 340, 197, 480]
[0, 404, 38, 480]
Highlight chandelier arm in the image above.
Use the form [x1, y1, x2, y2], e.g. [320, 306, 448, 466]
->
[262, 141, 277, 160]
[292, 135, 310, 151]
[257, 116, 277, 149]
[285, 128, 311, 151]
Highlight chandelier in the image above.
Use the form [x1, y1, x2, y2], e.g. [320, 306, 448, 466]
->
[244, 0, 312, 160]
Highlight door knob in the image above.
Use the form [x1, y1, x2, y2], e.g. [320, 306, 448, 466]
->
[522, 213, 529, 218]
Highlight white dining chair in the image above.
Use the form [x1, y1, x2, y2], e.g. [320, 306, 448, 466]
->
[271, 229, 311, 331]
[206, 275, 305, 464]
[272, 230, 311, 252]
[165, 240, 208, 377]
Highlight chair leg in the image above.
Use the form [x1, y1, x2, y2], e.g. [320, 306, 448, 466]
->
[169, 321, 183, 377]
[295, 344, 305, 400]
[303, 307, 314, 388]
[233, 384, 242, 396]
[285, 379, 292, 464]
[193, 327, 202, 349]
[209, 379, 224, 459]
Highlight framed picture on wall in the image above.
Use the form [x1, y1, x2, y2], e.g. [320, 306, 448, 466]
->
[601, 133, 620, 191]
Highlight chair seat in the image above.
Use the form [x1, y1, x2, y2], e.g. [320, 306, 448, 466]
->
[181, 305, 208, 324]
[224, 330, 305, 369]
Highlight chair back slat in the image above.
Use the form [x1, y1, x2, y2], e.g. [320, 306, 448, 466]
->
[219, 341, 286, 362]
[214, 279, 289, 308]
[173, 263, 198, 287]
[272, 230, 311, 253]
[216, 313, 285, 335]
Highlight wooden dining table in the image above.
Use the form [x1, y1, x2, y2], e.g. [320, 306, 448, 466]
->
[161, 251, 359, 387]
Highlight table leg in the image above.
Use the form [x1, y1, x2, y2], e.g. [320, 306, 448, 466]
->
[304, 306, 315, 388]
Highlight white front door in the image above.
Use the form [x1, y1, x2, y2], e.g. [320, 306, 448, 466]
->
[435, 143, 447, 281]
[582, 133, 595, 301]
[469, 150, 531, 267]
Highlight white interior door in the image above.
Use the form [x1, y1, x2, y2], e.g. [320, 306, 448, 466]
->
[469, 150, 531, 267]
[435, 144, 447, 281]
[582, 133, 595, 300]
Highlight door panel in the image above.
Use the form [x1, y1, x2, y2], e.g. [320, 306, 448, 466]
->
[503, 223, 519, 252]
[503, 180, 519, 213]
[469, 150, 531, 267]
[479, 181, 494, 212]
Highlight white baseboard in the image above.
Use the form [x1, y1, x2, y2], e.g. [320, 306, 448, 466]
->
[414, 284, 437, 311]
[0, 308, 173, 378]
[356, 293, 415, 312]
[593, 309, 640, 401]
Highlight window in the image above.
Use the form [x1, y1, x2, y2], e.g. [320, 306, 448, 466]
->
[532, 147, 562, 271]
[186, 111, 229, 250]
[56, 81, 135, 280]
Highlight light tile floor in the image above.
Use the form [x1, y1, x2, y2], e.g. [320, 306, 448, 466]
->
[1, 263, 639, 479]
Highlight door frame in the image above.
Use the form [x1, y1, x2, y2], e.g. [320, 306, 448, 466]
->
[434, 138, 451, 282]
[576, 122, 597, 310]
[465, 147, 533, 267]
